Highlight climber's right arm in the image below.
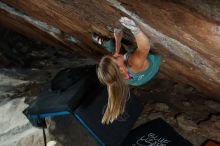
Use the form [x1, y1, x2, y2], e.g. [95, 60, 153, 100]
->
[120, 17, 150, 68]
[114, 28, 123, 57]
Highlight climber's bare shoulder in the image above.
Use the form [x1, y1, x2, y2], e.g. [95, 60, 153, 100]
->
[128, 49, 149, 73]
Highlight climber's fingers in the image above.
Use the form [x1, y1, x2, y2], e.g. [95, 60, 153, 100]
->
[119, 17, 137, 30]
[119, 17, 141, 35]
[113, 28, 122, 34]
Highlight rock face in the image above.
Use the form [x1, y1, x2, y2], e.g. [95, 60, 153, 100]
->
[0, 0, 220, 99]
[0, 22, 219, 146]
[0, 97, 44, 146]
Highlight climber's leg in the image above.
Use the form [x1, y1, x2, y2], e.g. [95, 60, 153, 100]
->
[102, 39, 129, 54]
[102, 39, 116, 53]
[92, 32, 115, 53]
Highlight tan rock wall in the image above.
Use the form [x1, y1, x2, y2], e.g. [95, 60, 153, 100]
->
[0, 0, 220, 98]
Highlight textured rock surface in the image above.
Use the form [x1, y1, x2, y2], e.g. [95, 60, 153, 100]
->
[0, 0, 220, 99]
[0, 98, 44, 146]
[0, 24, 219, 146]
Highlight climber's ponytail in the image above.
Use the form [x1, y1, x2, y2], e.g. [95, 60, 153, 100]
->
[97, 56, 129, 124]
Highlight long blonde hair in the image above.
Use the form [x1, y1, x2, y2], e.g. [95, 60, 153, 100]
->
[97, 55, 129, 124]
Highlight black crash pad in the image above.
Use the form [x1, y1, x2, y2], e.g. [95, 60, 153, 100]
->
[121, 118, 193, 146]
[75, 87, 143, 146]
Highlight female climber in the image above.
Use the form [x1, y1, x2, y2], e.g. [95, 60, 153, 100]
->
[93, 17, 161, 124]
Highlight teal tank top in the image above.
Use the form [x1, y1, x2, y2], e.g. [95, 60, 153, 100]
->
[125, 53, 161, 86]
